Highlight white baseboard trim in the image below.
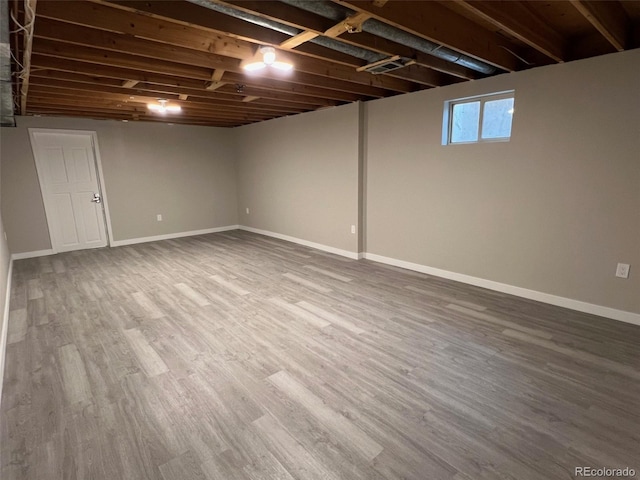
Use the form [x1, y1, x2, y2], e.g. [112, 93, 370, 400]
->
[0, 258, 14, 409]
[364, 252, 640, 326]
[111, 225, 240, 247]
[11, 249, 55, 260]
[9, 226, 241, 258]
[239, 226, 360, 260]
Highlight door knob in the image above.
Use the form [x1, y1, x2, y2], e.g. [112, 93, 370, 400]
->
[91, 193, 102, 204]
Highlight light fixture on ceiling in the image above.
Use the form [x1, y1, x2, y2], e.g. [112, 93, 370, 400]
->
[242, 46, 293, 72]
[147, 99, 182, 114]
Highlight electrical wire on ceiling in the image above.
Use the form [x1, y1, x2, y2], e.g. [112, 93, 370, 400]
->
[499, 45, 535, 66]
[8, 0, 36, 115]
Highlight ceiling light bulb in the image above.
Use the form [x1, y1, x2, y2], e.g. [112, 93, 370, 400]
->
[243, 61, 266, 71]
[242, 47, 292, 73]
[148, 99, 181, 114]
[261, 47, 276, 65]
[147, 104, 165, 112]
[272, 61, 293, 71]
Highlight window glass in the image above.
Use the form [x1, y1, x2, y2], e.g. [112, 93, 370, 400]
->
[451, 101, 480, 143]
[481, 98, 514, 139]
[443, 91, 514, 145]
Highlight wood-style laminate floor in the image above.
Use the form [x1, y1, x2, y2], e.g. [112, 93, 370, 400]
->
[2, 231, 639, 480]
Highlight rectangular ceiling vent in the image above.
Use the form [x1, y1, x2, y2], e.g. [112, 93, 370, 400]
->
[357, 56, 410, 75]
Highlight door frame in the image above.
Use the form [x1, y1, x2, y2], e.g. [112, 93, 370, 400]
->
[28, 128, 114, 253]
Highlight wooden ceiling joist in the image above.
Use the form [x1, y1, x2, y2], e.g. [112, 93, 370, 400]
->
[279, 31, 319, 50]
[9, 0, 639, 126]
[28, 83, 308, 116]
[96, 0, 429, 90]
[210, 0, 479, 81]
[569, 0, 631, 51]
[27, 95, 275, 122]
[28, 106, 245, 126]
[453, 0, 568, 62]
[34, 38, 393, 98]
[332, 0, 520, 71]
[206, 68, 226, 90]
[34, 17, 411, 94]
[37, 0, 254, 59]
[30, 55, 363, 104]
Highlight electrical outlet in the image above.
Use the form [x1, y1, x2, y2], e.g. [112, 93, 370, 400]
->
[156, 214, 163, 221]
[246, 208, 250, 214]
[351, 225, 356, 234]
[615, 263, 630, 279]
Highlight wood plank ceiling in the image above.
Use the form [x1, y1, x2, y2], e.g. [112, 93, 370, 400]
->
[8, 0, 640, 127]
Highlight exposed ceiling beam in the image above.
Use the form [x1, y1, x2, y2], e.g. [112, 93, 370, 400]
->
[27, 105, 259, 125]
[569, 0, 630, 51]
[205, 82, 225, 91]
[215, 0, 479, 80]
[34, 17, 414, 93]
[97, 0, 430, 89]
[279, 31, 319, 49]
[37, 0, 254, 59]
[30, 55, 364, 103]
[96, 0, 356, 68]
[331, 0, 520, 71]
[13, 0, 636, 129]
[36, 38, 215, 79]
[192, 2, 437, 87]
[452, 0, 567, 62]
[100, 0, 289, 46]
[31, 69, 337, 110]
[35, 17, 241, 70]
[206, 69, 227, 90]
[34, 38, 393, 97]
[28, 79, 310, 115]
[28, 91, 277, 120]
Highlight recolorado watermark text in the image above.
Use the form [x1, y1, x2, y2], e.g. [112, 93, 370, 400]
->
[575, 467, 636, 477]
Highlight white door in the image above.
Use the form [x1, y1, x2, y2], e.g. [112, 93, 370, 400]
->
[30, 130, 108, 253]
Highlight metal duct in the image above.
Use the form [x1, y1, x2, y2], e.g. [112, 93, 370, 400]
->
[0, 0, 16, 127]
[312, 36, 385, 63]
[279, 0, 347, 21]
[186, 0, 388, 65]
[187, 0, 300, 35]
[362, 19, 495, 75]
[279, 0, 496, 75]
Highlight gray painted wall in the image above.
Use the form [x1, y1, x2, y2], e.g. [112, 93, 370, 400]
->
[235, 102, 361, 254]
[0, 50, 636, 317]
[0, 117, 238, 253]
[366, 49, 640, 314]
[1, 124, 50, 252]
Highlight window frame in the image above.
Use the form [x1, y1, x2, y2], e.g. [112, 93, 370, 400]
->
[442, 90, 515, 146]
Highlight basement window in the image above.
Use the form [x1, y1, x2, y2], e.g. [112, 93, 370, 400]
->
[442, 91, 515, 145]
